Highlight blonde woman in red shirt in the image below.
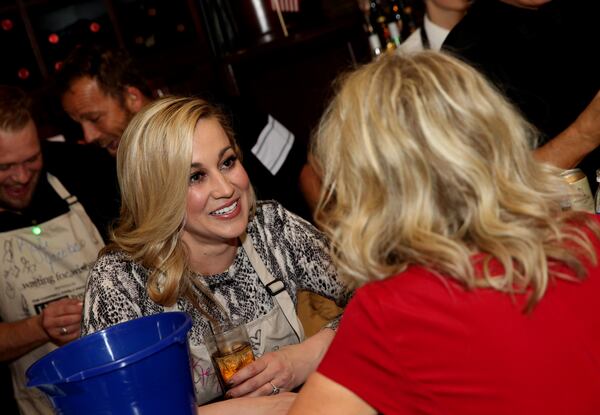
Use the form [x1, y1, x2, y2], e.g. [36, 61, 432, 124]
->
[290, 51, 600, 415]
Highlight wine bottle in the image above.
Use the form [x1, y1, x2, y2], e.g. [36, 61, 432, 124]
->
[369, 1, 391, 51]
[388, 0, 418, 40]
[388, 0, 403, 37]
[387, 20, 401, 48]
[362, 12, 382, 58]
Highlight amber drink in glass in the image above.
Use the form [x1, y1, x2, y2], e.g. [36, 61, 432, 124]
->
[206, 321, 255, 392]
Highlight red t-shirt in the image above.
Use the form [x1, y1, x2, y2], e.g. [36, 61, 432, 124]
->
[318, 231, 600, 414]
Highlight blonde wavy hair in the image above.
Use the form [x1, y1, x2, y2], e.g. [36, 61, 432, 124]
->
[106, 96, 255, 309]
[314, 51, 598, 310]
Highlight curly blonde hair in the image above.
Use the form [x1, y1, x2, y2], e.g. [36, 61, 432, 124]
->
[106, 96, 255, 308]
[314, 51, 598, 310]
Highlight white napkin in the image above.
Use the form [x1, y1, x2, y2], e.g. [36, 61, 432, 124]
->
[251, 115, 295, 175]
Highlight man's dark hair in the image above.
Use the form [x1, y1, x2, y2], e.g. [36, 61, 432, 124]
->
[56, 43, 153, 102]
[0, 85, 32, 131]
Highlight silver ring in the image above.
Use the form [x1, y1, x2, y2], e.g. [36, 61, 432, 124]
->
[60, 327, 68, 336]
[268, 381, 280, 395]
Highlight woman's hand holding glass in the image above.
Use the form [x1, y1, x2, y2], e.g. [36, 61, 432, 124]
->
[225, 327, 336, 398]
[224, 347, 297, 398]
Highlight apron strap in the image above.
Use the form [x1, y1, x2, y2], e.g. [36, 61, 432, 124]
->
[47, 173, 78, 205]
[46, 173, 104, 247]
[241, 232, 303, 342]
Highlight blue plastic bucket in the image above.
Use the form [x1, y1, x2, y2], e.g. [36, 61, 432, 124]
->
[26, 312, 196, 415]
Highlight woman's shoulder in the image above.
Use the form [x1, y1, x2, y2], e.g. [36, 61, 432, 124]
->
[254, 199, 286, 218]
[89, 250, 150, 295]
[252, 200, 323, 242]
[254, 200, 315, 228]
[251, 200, 288, 233]
[93, 249, 142, 275]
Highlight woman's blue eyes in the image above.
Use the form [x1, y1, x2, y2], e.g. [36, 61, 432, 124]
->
[189, 155, 237, 184]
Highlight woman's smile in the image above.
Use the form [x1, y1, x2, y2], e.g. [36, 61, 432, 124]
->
[209, 199, 241, 218]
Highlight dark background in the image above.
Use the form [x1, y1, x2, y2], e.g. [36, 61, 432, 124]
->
[0, 0, 372, 149]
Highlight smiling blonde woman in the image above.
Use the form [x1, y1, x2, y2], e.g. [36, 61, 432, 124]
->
[81, 96, 349, 413]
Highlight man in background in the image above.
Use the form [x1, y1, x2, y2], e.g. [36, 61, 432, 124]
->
[443, 0, 600, 186]
[399, 0, 470, 53]
[57, 44, 312, 221]
[0, 85, 119, 414]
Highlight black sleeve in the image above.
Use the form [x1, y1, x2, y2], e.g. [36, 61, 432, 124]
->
[443, 0, 600, 185]
[42, 141, 120, 242]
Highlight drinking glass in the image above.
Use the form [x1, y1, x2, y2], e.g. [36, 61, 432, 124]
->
[205, 319, 255, 392]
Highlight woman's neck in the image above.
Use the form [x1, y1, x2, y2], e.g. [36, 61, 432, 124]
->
[185, 238, 239, 276]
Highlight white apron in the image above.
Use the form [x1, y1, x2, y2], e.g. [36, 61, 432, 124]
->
[0, 173, 104, 415]
[170, 232, 305, 404]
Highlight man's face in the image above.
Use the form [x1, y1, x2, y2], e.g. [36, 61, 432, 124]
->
[61, 76, 134, 156]
[0, 120, 42, 212]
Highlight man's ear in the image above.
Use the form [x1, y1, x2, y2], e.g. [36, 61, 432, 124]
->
[123, 86, 145, 113]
